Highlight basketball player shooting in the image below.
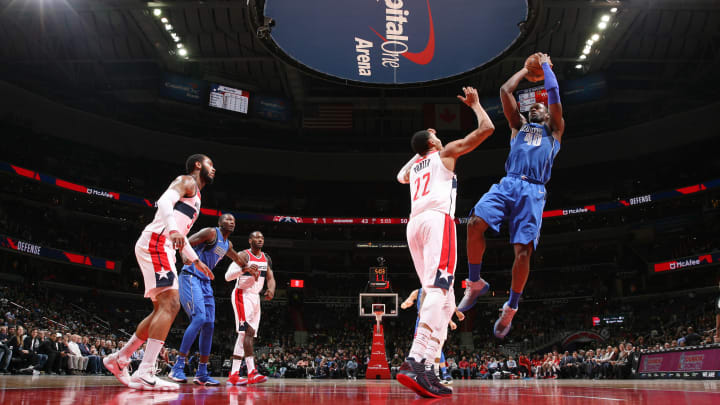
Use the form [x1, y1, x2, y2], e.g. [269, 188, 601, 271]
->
[168, 213, 252, 385]
[225, 231, 276, 385]
[457, 53, 565, 340]
[395, 86, 494, 398]
[104, 154, 214, 391]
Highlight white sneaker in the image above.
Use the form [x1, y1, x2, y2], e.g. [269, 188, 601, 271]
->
[128, 367, 179, 391]
[493, 302, 518, 339]
[103, 353, 131, 387]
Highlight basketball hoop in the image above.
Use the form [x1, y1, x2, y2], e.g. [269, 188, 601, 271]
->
[374, 310, 383, 328]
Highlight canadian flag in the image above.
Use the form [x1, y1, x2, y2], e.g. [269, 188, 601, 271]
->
[434, 104, 460, 130]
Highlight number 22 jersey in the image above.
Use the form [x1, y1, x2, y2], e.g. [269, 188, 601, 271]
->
[409, 151, 457, 219]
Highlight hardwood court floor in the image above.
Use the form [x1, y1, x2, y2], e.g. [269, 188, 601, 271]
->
[0, 376, 718, 404]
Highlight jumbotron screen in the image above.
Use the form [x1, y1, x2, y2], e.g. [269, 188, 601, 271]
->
[208, 83, 250, 114]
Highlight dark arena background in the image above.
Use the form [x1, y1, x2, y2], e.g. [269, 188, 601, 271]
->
[1, 0, 719, 404]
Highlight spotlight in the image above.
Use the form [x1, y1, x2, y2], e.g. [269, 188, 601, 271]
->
[176, 43, 183, 49]
[165, 24, 173, 31]
[579, 54, 587, 60]
[601, 15, 611, 22]
[153, 9, 161, 17]
[161, 18, 168, 23]
[586, 39, 594, 45]
[611, 7, 618, 13]
[598, 22, 608, 30]
[591, 34, 600, 41]
[173, 35, 180, 42]
[178, 48, 188, 56]
[583, 47, 591, 54]
[575, 64, 583, 69]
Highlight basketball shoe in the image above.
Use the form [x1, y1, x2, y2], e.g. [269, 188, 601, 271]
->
[193, 372, 220, 386]
[247, 369, 268, 384]
[128, 366, 179, 391]
[227, 371, 242, 386]
[493, 302, 518, 339]
[424, 365, 452, 396]
[168, 364, 187, 383]
[457, 278, 490, 312]
[103, 353, 131, 387]
[396, 358, 447, 398]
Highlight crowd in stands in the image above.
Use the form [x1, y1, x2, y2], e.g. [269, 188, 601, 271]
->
[1, 277, 717, 380]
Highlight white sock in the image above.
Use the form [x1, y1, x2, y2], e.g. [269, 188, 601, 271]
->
[138, 338, 163, 374]
[246, 356, 255, 373]
[409, 327, 432, 360]
[231, 359, 241, 374]
[423, 337, 441, 369]
[118, 334, 145, 362]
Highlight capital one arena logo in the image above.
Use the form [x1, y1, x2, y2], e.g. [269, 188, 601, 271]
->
[263, 0, 531, 85]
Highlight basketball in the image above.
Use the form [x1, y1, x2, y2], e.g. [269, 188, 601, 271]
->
[524, 54, 552, 82]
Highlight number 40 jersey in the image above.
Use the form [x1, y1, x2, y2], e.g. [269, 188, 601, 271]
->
[409, 151, 457, 219]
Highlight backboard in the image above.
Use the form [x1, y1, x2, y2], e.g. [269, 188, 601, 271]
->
[359, 293, 398, 318]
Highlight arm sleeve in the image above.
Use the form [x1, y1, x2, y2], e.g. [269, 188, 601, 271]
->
[396, 155, 419, 184]
[156, 188, 182, 233]
[541, 62, 560, 105]
[225, 261, 245, 282]
[181, 237, 199, 262]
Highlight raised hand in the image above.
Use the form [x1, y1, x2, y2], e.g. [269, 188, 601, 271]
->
[457, 86, 480, 108]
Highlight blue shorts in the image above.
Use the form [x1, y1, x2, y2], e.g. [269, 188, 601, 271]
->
[178, 271, 215, 322]
[470, 176, 547, 248]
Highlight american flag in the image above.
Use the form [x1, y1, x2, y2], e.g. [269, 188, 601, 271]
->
[302, 104, 353, 129]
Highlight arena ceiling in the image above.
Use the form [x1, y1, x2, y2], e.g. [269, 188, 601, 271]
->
[0, 0, 719, 145]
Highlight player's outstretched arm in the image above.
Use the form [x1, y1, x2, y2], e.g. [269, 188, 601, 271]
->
[500, 68, 528, 131]
[264, 258, 275, 301]
[441, 86, 495, 160]
[396, 154, 420, 184]
[538, 53, 565, 140]
[400, 289, 419, 309]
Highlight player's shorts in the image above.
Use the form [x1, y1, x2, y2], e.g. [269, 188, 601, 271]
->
[470, 175, 547, 248]
[407, 210, 457, 290]
[231, 289, 260, 337]
[135, 231, 178, 300]
[179, 271, 215, 323]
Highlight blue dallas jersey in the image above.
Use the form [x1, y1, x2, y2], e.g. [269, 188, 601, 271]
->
[182, 228, 229, 281]
[505, 122, 560, 185]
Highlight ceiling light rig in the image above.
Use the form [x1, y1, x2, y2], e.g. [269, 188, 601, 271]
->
[575, 4, 621, 72]
[150, 8, 189, 60]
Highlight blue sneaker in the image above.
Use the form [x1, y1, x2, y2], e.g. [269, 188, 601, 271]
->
[168, 364, 187, 383]
[193, 373, 221, 386]
[457, 278, 490, 312]
[493, 302, 518, 339]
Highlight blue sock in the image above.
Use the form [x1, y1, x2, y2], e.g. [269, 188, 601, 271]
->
[441, 366, 448, 375]
[198, 362, 208, 376]
[468, 262, 482, 282]
[175, 356, 185, 368]
[508, 289, 522, 309]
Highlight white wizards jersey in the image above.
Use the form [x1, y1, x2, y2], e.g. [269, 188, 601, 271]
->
[231, 249, 268, 295]
[409, 151, 457, 218]
[143, 186, 201, 237]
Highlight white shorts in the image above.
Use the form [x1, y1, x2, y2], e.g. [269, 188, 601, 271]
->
[135, 231, 178, 300]
[407, 210, 457, 291]
[231, 289, 260, 337]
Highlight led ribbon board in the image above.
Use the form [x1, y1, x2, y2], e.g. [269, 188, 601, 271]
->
[262, 0, 532, 85]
